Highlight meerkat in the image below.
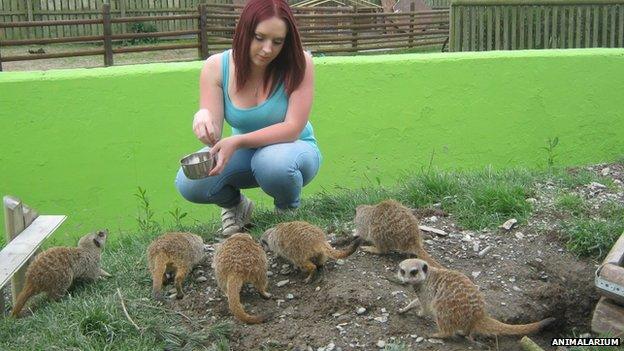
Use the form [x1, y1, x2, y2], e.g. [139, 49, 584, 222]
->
[11, 230, 111, 317]
[397, 259, 555, 339]
[261, 221, 362, 283]
[354, 199, 443, 268]
[147, 232, 205, 300]
[212, 233, 271, 324]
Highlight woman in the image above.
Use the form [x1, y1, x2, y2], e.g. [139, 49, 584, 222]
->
[175, 0, 321, 236]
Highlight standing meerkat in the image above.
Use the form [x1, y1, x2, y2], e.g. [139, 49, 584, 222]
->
[261, 221, 362, 283]
[354, 199, 443, 268]
[397, 259, 555, 339]
[147, 232, 205, 300]
[11, 230, 111, 317]
[212, 233, 271, 324]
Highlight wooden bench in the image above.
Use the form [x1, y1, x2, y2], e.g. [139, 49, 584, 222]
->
[0, 195, 66, 317]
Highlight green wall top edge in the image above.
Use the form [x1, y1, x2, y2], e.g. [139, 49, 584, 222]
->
[2, 48, 623, 82]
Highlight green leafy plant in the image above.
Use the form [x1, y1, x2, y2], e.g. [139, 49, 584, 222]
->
[126, 22, 159, 45]
[168, 207, 188, 229]
[134, 186, 160, 233]
[542, 136, 559, 168]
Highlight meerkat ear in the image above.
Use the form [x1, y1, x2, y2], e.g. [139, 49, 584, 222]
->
[422, 263, 428, 274]
[97, 230, 107, 237]
[93, 237, 102, 247]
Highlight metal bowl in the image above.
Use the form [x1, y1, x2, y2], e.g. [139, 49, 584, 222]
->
[180, 151, 216, 179]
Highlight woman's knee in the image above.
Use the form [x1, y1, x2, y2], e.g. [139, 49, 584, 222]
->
[174, 168, 209, 203]
[251, 142, 320, 186]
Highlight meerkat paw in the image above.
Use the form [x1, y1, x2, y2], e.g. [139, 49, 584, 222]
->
[99, 269, 112, 278]
[429, 332, 453, 339]
[361, 246, 383, 255]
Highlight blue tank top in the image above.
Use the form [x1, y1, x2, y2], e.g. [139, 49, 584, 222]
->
[221, 50, 320, 155]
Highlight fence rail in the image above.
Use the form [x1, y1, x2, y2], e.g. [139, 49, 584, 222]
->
[449, 0, 624, 51]
[0, 3, 449, 70]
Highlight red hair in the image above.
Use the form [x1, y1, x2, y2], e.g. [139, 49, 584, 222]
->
[232, 0, 306, 96]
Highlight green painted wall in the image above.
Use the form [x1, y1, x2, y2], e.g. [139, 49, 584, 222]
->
[1, 49, 623, 245]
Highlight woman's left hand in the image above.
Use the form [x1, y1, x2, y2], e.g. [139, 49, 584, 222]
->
[209, 135, 242, 176]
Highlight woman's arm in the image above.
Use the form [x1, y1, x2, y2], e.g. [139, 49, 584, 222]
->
[193, 54, 225, 146]
[237, 51, 315, 148]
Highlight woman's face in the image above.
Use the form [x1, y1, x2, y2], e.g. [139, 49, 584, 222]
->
[250, 16, 287, 68]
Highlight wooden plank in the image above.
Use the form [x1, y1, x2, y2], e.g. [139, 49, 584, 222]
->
[592, 5, 599, 47]
[604, 233, 624, 265]
[585, 4, 591, 47]
[4, 196, 26, 304]
[544, 6, 550, 48]
[567, 6, 574, 47]
[0, 215, 67, 290]
[495, 5, 501, 50]
[453, 6, 462, 51]
[591, 297, 624, 336]
[619, 5, 624, 47]
[478, 6, 484, 51]
[470, 6, 476, 51]
[552, 6, 558, 48]
[575, 6, 582, 47]
[511, 5, 516, 49]
[610, 6, 616, 47]
[527, 5, 533, 48]
[601, 5, 608, 47]
[535, 6, 542, 48]
[519, 5, 525, 49]
[503, 5, 509, 49]
[486, 6, 492, 50]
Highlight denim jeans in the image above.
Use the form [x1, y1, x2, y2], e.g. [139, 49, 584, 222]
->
[175, 140, 321, 209]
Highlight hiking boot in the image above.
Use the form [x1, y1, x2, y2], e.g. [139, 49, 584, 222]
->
[220, 195, 254, 237]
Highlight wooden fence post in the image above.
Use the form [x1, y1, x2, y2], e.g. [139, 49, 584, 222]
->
[198, 4, 209, 60]
[102, 3, 114, 67]
[0, 40, 3, 72]
[409, 2, 415, 46]
[4, 196, 27, 306]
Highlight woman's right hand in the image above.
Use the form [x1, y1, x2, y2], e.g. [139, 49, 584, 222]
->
[192, 108, 221, 146]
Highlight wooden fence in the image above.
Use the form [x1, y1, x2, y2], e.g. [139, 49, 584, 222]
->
[0, 3, 449, 70]
[449, 0, 624, 51]
[0, 0, 382, 40]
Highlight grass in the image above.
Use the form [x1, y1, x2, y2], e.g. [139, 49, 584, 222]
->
[0, 230, 230, 350]
[1, 162, 623, 349]
[556, 193, 589, 217]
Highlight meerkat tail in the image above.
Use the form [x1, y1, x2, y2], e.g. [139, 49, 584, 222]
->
[150, 255, 169, 299]
[326, 236, 363, 259]
[11, 282, 36, 317]
[414, 248, 444, 269]
[474, 316, 556, 336]
[226, 276, 264, 324]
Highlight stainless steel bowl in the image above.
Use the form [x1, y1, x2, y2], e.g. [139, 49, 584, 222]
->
[180, 151, 216, 179]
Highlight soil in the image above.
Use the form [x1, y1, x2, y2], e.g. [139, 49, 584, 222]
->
[165, 163, 624, 351]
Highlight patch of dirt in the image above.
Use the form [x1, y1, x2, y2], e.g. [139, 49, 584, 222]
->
[165, 163, 624, 351]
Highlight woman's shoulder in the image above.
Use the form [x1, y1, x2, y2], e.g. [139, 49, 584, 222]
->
[201, 51, 228, 85]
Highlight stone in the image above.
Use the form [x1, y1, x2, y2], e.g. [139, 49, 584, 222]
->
[356, 307, 367, 315]
[276, 279, 290, 287]
[195, 276, 208, 283]
[376, 340, 386, 348]
[500, 218, 518, 230]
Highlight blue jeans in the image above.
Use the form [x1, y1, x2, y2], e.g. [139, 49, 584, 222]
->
[175, 140, 321, 209]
